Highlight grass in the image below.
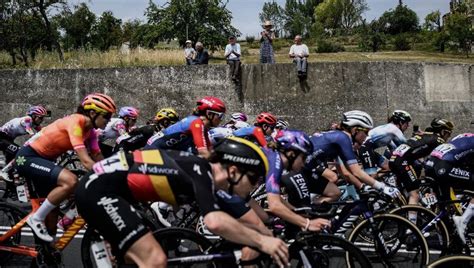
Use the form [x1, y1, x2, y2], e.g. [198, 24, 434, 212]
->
[0, 44, 473, 70]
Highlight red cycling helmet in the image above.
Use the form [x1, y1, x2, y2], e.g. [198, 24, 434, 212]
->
[195, 96, 226, 114]
[27, 105, 48, 117]
[255, 112, 277, 127]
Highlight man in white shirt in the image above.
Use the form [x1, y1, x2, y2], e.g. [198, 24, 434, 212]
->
[289, 35, 309, 78]
[224, 36, 241, 82]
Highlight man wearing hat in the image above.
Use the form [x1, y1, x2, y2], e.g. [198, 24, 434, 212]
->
[260, 20, 276, 64]
[184, 40, 196, 65]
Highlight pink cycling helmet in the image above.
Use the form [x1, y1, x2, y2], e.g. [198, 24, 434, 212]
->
[27, 105, 48, 117]
[119, 106, 139, 119]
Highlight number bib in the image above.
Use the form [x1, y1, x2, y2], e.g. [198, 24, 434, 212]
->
[431, 143, 455, 159]
[393, 144, 411, 157]
[92, 150, 129, 175]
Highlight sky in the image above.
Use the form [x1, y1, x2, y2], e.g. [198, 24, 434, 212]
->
[69, 0, 451, 37]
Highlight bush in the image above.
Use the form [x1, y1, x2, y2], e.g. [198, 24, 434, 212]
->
[315, 40, 345, 53]
[393, 34, 411, 51]
[241, 47, 250, 56]
[245, 35, 255, 45]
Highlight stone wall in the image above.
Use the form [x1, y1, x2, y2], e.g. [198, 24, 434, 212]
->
[1, 62, 472, 135]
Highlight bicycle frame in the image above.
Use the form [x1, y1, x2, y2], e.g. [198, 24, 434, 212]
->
[0, 198, 86, 258]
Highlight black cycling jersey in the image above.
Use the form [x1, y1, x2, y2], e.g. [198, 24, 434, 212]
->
[392, 132, 445, 162]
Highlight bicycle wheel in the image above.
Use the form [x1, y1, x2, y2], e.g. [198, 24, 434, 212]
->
[391, 205, 449, 251]
[81, 228, 114, 268]
[428, 255, 474, 268]
[153, 227, 213, 262]
[347, 213, 430, 268]
[289, 233, 372, 268]
[0, 202, 26, 265]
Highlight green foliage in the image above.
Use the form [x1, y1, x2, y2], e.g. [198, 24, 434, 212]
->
[145, 0, 240, 51]
[259, 1, 285, 37]
[431, 31, 449, 52]
[283, 0, 312, 37]
[91, 11, 122, 51]
[444, 13, 473, 56]
[423, 11, 441, 32]
[314, 0, 368, 35]
[393, 33, 411, 51]
[358, 19, 386, 52]
[379, 4, 419, 35]
[245, 36, 255, 45]
[316, 39, 345, 53]
[57, 3, 96, 50]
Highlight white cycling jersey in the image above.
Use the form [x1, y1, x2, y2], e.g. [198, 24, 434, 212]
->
[0, 116, 39, 139]
[365, 122, 406, 149]
[98, 118, 128, 142]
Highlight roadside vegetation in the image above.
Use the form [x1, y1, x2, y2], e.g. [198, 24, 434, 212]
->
[0, 0, 472, 69]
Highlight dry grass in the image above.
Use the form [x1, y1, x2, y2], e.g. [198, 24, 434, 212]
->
[0, 46, 473, 69]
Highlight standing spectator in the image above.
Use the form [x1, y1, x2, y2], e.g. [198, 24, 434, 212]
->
[192, 42, 209, 65]
[260, 20, 275, 64]
[289, 35, 309, 78]
[184, 40, 196, 65]
[224, 36, 241, 82]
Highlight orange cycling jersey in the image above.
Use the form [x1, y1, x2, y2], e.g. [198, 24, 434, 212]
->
[29, 114, 100, 159]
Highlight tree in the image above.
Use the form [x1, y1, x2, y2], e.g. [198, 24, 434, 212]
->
[423, 11, 441, 32]
[284, 0, 312, 37]
[379, 4, 419, 34]
[444, 13, 473, 57]
[57, 3, 96, 50]
[314, 0, 368, 35]
[358, 19, 386, 52]
[91, 11, 122, 51]
[259, 1, 285, 37]
[145, 0, 240, 51]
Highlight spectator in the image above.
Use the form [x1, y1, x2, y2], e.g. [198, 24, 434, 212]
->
[289, 35, 309, 78]
[192, 42, 209, 65]
[224, 36, 241, 82]
[184, 40, 196, 65]
[260, 20, 275, 64]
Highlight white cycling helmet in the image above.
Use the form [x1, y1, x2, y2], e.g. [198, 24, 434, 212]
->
[342, 110, 374, 129]
[233, 121, 250, 130]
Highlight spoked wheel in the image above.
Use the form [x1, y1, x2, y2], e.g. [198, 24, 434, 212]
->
[0, 202, 26, 265]
[347, 214, 430, 268]
[428, 255, 474, 268]
[289, 233, 372, 268]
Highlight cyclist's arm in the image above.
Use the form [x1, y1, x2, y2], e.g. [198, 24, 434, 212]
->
[336, 163, 363, 188]
[267, 193, 308, 229]
[248, 198, 270, 222]
[238, 209, 273, 236]
[190, 119, 212, 159]
[347, 163, 379, 188]
[22, 117, 35, 135]
[75, 147, 95, 170]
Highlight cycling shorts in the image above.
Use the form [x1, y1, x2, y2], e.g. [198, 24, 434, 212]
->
[388, 156, 422, 192]
[359, 141, 385, 175]
[75, 170, 149, 258]
[14, 146, 63, 197]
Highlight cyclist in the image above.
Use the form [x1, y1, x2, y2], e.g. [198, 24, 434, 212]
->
[360, 110, 412, 176]
[145, 96, 226, 159]
[14, 93, 116, 242]
[233, 112, 277, 147]
[275, 119, 290, 131]
[0, 105, 47, 164]
[75, 137, 289, 267]
[389, 118, 454, 224]
[98, 106, 139, 157]
[424, 133, 474, 244]
[114, 108, 179, 153]
[284, 111, 401, 207]
[223, 112, 248, 129]
[254, 129, 331, 232]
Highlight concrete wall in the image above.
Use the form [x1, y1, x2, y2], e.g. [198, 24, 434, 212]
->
[1, 62, 473, 136]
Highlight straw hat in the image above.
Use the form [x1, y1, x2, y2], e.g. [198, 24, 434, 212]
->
[262, 20, 273, 28]
[185, 40, 192, 44]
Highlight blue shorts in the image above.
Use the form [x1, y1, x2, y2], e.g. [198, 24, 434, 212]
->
[14, 146, 63, 197]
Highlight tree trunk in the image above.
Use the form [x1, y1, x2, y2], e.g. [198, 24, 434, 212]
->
[37, 0, 64, 62]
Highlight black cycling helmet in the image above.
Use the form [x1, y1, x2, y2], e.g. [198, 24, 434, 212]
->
[430, 118, 454, 133]
[389, 110, 412, 124]
[213, 136, 269, 180]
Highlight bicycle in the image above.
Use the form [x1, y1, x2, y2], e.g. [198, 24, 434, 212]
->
[427, 254, 474, 268]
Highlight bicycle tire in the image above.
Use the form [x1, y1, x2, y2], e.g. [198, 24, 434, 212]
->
[428, 255, 474, 268]
[0, 202, 27, 265]
[289, 232, 372, 268]
[390, 205, 450, 251]
[347, 213, 430, 267]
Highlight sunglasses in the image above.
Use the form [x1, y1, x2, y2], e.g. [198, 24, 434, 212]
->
[208, 111, 225, 120]
[355, 127, 369, 134]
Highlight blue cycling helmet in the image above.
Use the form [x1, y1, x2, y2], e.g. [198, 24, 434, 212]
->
[274, 130, 313, 155]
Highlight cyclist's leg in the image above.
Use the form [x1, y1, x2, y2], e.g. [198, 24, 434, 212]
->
[359, 142, 379, 177]
[124, 232, 167, 267]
